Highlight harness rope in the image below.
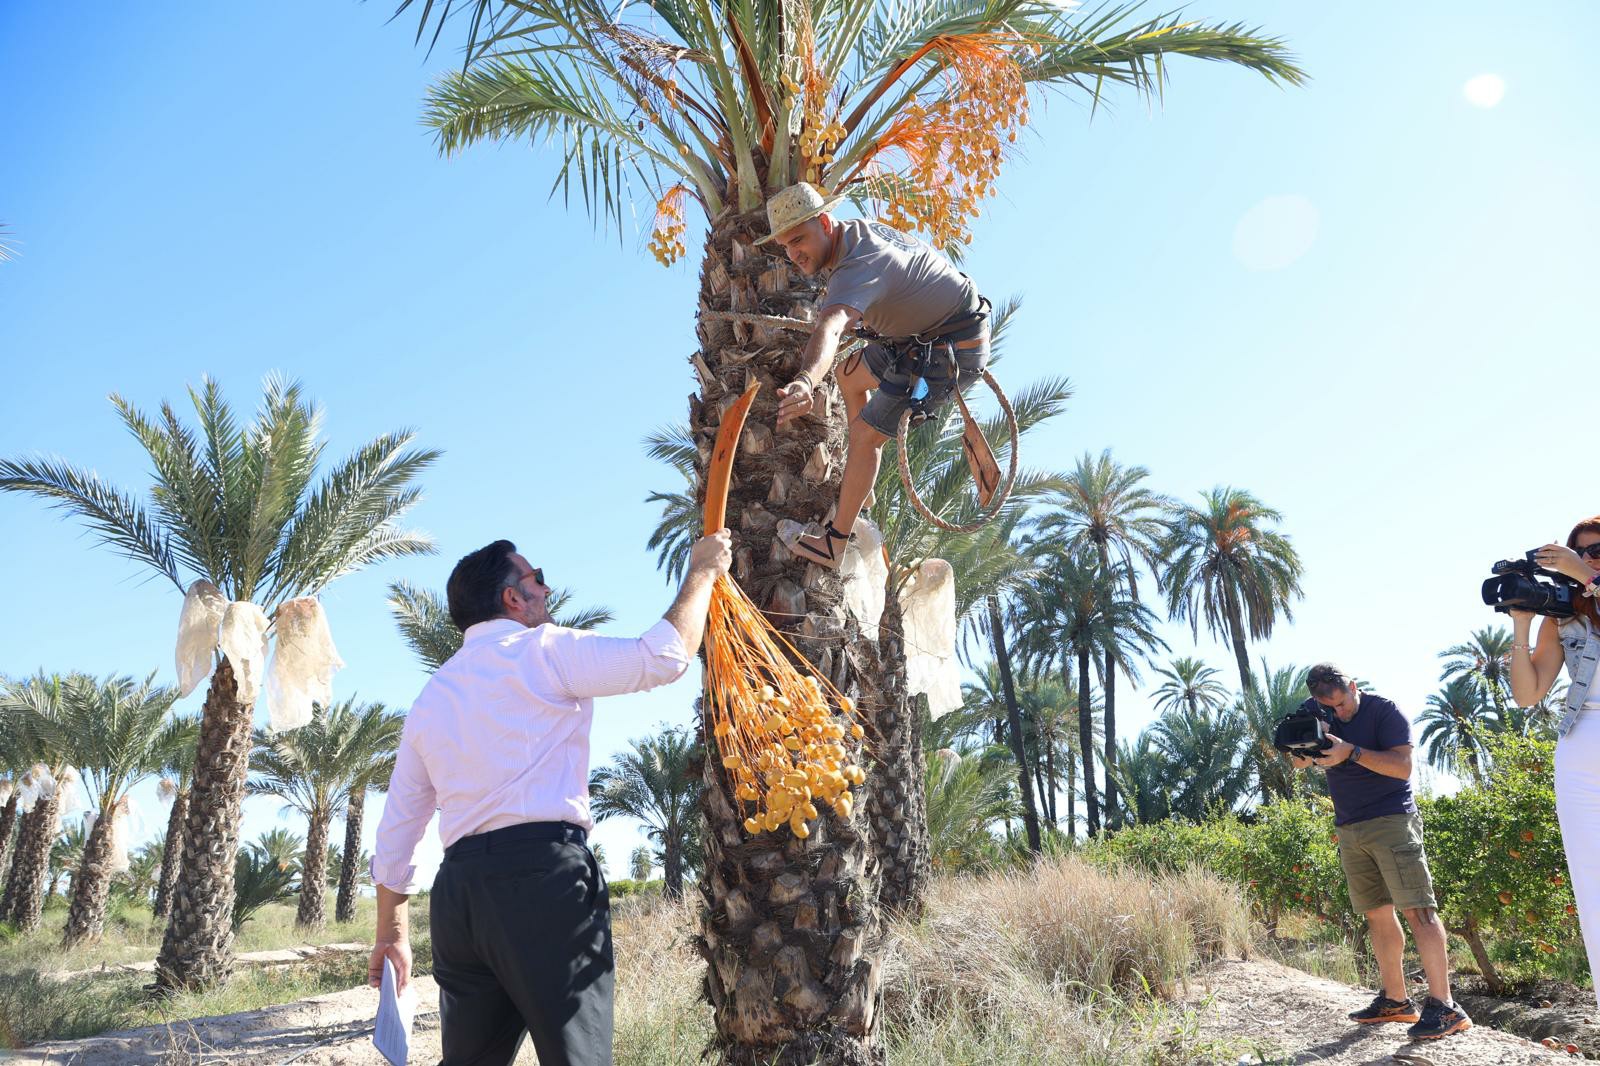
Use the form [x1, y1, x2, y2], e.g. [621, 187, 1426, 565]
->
[702, 308, 1019, 532]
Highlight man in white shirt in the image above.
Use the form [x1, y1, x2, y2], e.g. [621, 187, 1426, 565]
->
[368, 529, 732, 1066]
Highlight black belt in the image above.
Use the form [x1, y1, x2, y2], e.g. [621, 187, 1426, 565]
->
[444, 820, 587, 860]
[862, 295, 991, 352]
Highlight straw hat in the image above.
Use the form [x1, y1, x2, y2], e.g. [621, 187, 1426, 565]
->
[755, 182, 848, 245]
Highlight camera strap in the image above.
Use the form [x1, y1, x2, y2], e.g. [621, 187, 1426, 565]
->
[1559, 623, 1600, 737]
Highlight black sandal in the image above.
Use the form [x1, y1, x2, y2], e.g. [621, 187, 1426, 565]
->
[785, 522, 851, 570]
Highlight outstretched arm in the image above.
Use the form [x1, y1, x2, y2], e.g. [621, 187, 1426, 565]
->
[777, 304, 861, 426]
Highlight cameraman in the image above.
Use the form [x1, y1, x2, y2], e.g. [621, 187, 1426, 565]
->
[1290, 663, 1471, 1041]
[1508, 516, 1600, 1012]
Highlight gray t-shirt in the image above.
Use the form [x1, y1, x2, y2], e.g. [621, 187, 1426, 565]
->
[822, 219, 976, 338]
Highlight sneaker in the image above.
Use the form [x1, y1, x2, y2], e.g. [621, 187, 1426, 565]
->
[1349, 993, 1420, 1024]
[1407, 996, 1472, 1040]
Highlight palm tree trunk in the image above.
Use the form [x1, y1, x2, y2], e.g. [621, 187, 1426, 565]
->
[0, 791, 18, 883]
[1043, 742, 1056, 824]
[988, 597, 1040, 853]
[1065, 755, 1076, 838]
[1076, 644, 1099, 836]
[9, 791, 61, 932]
[863, 583, 928, 916]
[0, 806, 28, 922]
[154, 787, 188, 923]
[664, 837, 685, 901]
[156, 658, 253, 991]
[1224, 587, 1253, 697]
[691, 213, 884, 1063]
[335, 788, 363, 925]
[1103, 650, 1118, 831]
[296, 811, 331, 930]
[63, 803, 115, 946]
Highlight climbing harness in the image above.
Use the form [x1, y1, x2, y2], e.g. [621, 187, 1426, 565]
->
[704, 303, 1021, 534]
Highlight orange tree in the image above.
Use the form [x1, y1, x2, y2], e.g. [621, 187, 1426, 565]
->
[394, 2, 1301, 1060]
[1424, 733, 1577, 995]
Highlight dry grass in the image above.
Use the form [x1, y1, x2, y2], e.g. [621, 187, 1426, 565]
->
[610, 857, 1255, 1065]
[879, 857, 1252, 1064]
[2, 864, 1255, 1063]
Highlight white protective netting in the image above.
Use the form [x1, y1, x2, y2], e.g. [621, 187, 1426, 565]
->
[840, 517, 889, 638]
[219, 601, 271, 707]
[174, 580, 227, 698]
[902, 558, 963, 720]
[266, 597, 344, 732]
[55, 766, 85, 820]
[15, 764, 50, 814]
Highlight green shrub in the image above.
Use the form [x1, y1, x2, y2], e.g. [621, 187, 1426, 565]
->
[1089, 734, 1587, 994]
[609, 878, 666, 902]
[1425, 733, 1578, 992]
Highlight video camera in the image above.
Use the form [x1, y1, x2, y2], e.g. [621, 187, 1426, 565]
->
[1272, 698, 1335, 759]
[1481, 549, 1579, 620]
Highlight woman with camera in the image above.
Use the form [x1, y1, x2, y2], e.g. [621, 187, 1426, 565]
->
[1509, 515, 1600, 1009]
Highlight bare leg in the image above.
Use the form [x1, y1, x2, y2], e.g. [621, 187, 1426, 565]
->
[790, 352, 886, 565]
[1366, 904, 1409, 1001]
[1403, 906, 1453, 1003]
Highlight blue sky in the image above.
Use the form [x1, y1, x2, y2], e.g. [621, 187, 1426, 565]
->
[2, 2, 1595, 883]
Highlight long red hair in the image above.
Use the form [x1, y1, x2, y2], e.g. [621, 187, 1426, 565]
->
[1566, 516, 1600, 627]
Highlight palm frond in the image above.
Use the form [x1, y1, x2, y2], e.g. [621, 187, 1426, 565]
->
[0, 456, 181, 590]
[387, 580, 464, 672]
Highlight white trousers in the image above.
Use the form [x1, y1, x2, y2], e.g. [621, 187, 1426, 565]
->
[1555, 710, 1600, 1010]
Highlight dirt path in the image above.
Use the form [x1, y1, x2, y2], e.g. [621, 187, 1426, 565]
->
[1181, 957, 1577, 1065]
[15, 956, 1579, 1064]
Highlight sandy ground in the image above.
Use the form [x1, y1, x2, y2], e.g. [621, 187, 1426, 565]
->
[15, 974, 537, 1065]
[1179, 957, 1577, 1065]
[14, 956, 1579, 1064]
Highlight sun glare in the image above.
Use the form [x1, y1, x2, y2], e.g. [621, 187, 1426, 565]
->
[1463, 73, 1506, 108]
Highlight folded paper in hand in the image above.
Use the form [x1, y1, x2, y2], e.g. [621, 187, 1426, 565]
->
[373, 956, 415, 1066]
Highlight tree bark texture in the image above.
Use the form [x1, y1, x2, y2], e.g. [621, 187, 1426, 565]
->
[0, 792, 18, 882]
[1102, 651, 1118, 830]
[63, 803, 116, 946]
[861, 585, 927, 917]
[296, 811, 331, 930]
[988, 596, 1039, 852]
[156, 658, 252, 992]
[1076, 645, 1100, 836]
[690, 213, 885, 1065]
[335, 788, 363, 925]
[0, 805, 27, 922]
[154, 788, 188, 923]
[8, 792, 61, 932]
[0, 784, 18, 909]
[664, 837, 685, 901]
[1065, 753, 1077, 838]
[1224, 584, 1254, 698]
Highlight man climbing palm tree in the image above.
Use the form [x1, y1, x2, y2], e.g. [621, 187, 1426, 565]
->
[768, 183, 995, 567]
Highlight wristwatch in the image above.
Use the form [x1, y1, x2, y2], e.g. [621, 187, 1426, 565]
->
[1349, 745, 1364, 766]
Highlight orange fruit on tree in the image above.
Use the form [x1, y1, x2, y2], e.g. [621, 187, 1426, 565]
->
[1521, 829, 1536, 842]
[1499, 891, 1514, 905]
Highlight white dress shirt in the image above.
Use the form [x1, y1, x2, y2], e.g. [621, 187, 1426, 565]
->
[370, 617, 690, 894]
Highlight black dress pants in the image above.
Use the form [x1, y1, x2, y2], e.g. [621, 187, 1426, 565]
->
[430, 823, 613, 1066]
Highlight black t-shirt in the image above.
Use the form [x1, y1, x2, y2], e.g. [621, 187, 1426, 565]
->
[1324, 693, 1416, 827]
